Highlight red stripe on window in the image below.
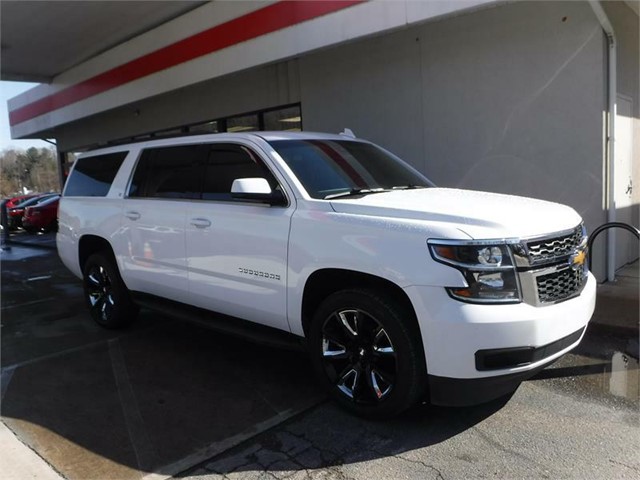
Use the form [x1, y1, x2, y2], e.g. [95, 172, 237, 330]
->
[308, 140, 367, 188]
[9, 0, 363, 126]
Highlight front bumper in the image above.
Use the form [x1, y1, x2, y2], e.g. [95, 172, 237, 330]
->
[404, 272, 596, 405]
[428, 327, 584, 406]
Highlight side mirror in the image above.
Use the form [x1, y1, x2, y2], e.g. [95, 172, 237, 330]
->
[231, 178, 286, 206]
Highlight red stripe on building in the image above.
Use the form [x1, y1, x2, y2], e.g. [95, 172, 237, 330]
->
[9, 0, 363, 126]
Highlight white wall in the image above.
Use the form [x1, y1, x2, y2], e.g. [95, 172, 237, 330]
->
[300, 1, 613, 277]
[602, 1, 640, 268]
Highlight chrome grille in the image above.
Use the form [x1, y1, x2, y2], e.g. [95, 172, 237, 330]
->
[536, 268, 585, 303]
[526, 225, 584, 266]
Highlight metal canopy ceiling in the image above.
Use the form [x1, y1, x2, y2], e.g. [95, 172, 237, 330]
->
[0, 0, 206, 82]
[3, 1, 637, 83]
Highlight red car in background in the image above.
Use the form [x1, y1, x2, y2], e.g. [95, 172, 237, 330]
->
[22, 196, 60, 233]
[7, 193, 59, 230]
[5, 193, 40, 209]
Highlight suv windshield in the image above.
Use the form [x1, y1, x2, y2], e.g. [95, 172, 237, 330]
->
[269, 139, 432, 199]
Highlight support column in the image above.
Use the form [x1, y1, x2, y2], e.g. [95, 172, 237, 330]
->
[57, 151, 67, 192]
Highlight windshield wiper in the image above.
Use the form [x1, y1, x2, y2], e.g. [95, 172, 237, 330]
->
[324, 188, 388, 200]
[324, 185, 427, 199]
[391, 184, 427, 190]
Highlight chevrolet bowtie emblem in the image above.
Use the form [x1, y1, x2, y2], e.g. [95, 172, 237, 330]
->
[570, 249, 587, 271]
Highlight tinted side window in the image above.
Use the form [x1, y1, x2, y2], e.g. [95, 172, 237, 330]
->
[129, 145, 206, 199]
[65, 152, 128, 197]
[202, 144, 277, 201]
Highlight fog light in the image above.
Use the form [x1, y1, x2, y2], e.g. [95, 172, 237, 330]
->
[477, 271, 504, 289]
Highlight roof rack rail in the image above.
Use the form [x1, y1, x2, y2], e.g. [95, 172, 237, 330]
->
[90, 130, 224, 151]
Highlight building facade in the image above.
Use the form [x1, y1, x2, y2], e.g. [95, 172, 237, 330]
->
[6, 0, 639, 280]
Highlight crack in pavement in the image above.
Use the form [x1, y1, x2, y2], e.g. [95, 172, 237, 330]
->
[609, 459, 640, 473]
[471, 425, 553, 475]
[381, 450, 445, 480]
[201, 422, 446, 480]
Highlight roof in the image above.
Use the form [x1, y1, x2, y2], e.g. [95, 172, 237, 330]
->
[0, 1, 205, 82]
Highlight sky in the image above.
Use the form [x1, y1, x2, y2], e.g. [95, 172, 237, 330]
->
[0, 81, 52, 151]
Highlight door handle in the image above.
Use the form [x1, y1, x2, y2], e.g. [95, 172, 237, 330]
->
[190, 218, 211, 229]
[125, 211, 141, 221]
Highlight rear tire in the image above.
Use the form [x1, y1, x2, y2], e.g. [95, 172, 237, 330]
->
[308, 289, 427, 419]
[83, 252, 138, 329]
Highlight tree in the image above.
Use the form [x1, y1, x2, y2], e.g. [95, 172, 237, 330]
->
[0, 146, 60, 197]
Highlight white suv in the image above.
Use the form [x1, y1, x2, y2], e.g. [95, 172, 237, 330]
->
[57, 131, 595, 417]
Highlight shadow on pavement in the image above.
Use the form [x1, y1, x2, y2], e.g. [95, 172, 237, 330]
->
[2, 242, 325, 479]
[2, 319, 324, 479]
[1, 241, 510, 479]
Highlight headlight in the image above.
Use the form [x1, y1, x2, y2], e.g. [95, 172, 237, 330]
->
[428, 241, 521, 304]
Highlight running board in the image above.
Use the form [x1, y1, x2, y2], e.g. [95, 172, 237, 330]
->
[131, 292, 306, 352]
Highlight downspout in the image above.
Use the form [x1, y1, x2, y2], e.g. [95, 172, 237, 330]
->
[589, 1, 617, 282]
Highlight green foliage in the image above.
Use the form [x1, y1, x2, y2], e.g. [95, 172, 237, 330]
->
[0, 147, 59, 197]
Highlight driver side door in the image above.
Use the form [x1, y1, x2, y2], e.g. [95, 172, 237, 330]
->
[186, 142, 294, 331]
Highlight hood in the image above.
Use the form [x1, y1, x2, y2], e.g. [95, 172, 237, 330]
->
[329, 188, 582, 240]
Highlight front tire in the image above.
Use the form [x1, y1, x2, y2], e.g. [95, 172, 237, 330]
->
[83, 252, 138, 329]
[308, 289, 427, 419]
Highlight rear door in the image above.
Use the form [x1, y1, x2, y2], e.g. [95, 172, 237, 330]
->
[186, 142, 294, 331]
[121, 144, 206, 302]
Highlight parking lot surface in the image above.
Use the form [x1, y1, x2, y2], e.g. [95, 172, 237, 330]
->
[1, 235, 322, 479]
[1, 234, 638, 479]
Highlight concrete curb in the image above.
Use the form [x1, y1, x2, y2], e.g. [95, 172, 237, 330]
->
[0, 421, 65, 480]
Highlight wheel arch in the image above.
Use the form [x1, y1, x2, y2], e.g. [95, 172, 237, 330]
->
[78, 234, 116, 272]
[301, 268, 422, 340]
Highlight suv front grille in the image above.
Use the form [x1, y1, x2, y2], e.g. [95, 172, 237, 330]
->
[536, 267, 586, 304]
[526, 225, 584, 266]
[510, 224, 589, 306]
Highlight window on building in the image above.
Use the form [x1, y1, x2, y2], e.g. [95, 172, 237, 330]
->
[189, 120, 221, 134]
[264, 105, 302, 131]
[106, 103, 302, 148]
[226, 114, 259, 133]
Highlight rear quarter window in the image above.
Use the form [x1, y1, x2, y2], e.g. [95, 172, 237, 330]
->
[64, 152, 128, 197]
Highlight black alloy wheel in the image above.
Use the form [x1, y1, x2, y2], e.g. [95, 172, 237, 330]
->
[321, 308, 397, 403]
[86, 263, 116, 323]
[309, 289, 427, 418]
[83, 252, 138, 328]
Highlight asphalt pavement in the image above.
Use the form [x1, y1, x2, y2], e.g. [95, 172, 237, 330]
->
[1, 233, 638, 480]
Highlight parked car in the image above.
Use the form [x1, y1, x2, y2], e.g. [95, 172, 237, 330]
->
[23, 196, 60, 234]
[5, 193, 40, 209]
[57, 132, 595, 418]
[8, 193, 59, 230]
